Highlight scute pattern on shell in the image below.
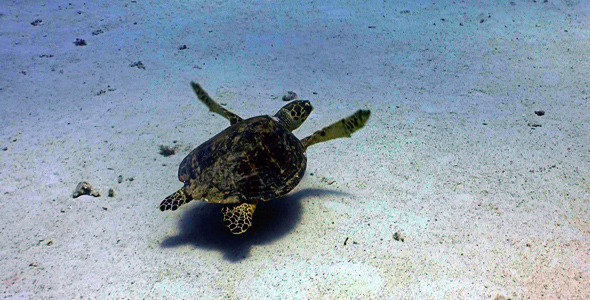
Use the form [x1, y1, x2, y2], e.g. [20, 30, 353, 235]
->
[178, 116, 306, 204]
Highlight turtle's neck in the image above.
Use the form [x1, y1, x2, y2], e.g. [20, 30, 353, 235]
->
[273, 110, 298, 132]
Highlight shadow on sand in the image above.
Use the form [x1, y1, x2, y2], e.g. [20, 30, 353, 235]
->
[160, 188, 346, 262]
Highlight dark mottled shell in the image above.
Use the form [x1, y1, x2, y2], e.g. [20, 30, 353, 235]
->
[178, 116, 306, 204]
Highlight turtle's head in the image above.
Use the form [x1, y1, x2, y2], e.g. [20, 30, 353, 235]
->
[274, 100, 313, 131]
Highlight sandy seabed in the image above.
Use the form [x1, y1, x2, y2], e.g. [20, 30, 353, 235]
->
[1, 0, 589, 299]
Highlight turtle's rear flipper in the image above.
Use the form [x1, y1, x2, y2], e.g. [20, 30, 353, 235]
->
[190, 82, 243, 125]
[221, 201, 258, 234]
[301, 109, 371, 150]
[160, 189, 193, 211]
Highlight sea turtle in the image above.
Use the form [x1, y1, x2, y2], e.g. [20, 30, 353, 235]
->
[160, 82, 370, 234]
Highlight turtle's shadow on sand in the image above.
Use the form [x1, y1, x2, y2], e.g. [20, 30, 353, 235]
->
[160, 188, 346, 262]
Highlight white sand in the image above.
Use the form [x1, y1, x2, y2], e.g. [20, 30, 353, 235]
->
[1, 0, 589, 298]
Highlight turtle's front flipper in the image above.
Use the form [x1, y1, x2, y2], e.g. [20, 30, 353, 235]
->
[221, 201, 258, 234]
[301, 109, 371, 150]
[160, 189, 193, 211]
[190, 82, 243, 125]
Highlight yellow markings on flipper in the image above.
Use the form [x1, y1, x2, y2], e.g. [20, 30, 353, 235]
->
[159, 189, 191, 211]
[302, 109, 371, 150]
[190, 82, 243, 125]
[221, 201, 258, 234]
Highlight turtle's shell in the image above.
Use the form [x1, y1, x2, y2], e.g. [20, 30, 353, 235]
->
[178, 116, 306, 204]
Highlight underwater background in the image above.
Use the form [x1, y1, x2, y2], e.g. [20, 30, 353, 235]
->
[1, 0, 589, 298]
